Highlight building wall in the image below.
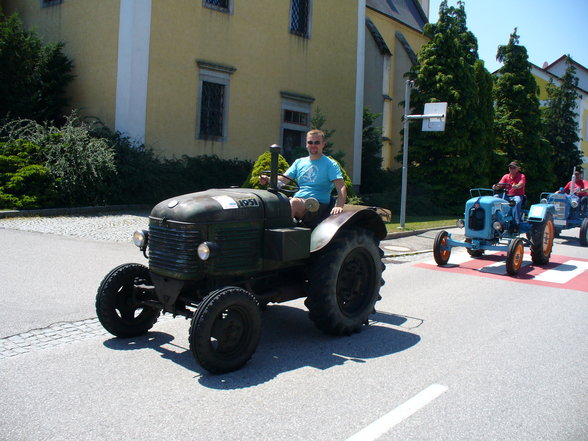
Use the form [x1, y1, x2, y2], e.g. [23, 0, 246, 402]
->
[3, 0, 360, 175]
[2, 0, 120, 129]
[145, 0, 359, 164]
[365, 9, 428, 169]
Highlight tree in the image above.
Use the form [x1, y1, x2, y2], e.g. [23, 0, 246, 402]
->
[494, 29, 553, 198]
[542, 56, 582, 185]
[403, 0, 493, 208]
[0, 11, 74, 123]
[360, 107, 385, 194]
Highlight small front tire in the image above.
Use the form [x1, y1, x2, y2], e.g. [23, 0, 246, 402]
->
[433, 230, 452, 265]
[96, 263, 160, 338]
[506, 238, 524, 275]
[189, 287, 261, 374]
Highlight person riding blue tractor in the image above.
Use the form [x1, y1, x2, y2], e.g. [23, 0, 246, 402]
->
[538, 168, 588, 246]
[433, 162, 556, 275]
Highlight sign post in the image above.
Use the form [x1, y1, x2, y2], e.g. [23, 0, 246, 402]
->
[399, 80, 447, 228]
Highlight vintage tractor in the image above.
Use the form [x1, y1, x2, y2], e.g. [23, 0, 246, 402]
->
[96, 145, 387, 373]
[433, 185, 556, 275]
[538, 191, 587, 246]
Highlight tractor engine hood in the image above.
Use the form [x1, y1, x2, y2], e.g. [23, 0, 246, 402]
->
[150, 188, 291, 223]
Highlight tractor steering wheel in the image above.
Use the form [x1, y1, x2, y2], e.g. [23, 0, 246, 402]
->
[261, 171, 300, 196]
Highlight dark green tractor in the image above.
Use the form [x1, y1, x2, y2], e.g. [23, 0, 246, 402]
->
[96, 145, 387, 374]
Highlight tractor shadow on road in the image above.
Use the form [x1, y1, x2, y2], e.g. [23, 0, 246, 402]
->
[101, 304, 421, 389]
[199, 304, 421, 389]
[102, 331, 197, 372]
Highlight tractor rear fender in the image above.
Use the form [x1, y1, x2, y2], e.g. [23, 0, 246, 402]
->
[310, 208, 387, 253]
[527, 203, 556, 223]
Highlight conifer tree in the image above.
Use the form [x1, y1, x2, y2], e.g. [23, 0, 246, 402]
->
[360, 107, 385, 194]
[404, 0, 493, 208]
[0, 11, 74, 123]
[542, 56, 582, 185]
[494, 29, 553, 198]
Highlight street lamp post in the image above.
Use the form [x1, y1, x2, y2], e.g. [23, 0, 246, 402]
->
[399, 80, 447, 228]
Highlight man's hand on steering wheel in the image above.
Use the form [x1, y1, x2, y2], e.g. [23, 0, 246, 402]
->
[493, 182, 511, 191]
[258, 171, 300, 195]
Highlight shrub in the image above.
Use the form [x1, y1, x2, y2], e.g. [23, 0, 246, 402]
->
[0, 139, 58, 209]
[2, 114, 116, 207]
[0, 11, 74, 123]
[243, 151, 291, 189]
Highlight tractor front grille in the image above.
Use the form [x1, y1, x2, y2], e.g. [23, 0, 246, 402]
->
[148, 222, 203, 277]
[468, 207, 485, 231]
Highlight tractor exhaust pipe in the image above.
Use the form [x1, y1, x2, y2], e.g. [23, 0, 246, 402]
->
[269, 144, 281, 192]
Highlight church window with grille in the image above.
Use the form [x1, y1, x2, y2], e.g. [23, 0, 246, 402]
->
[290, 0, 312, 38]
[197, 62, 235, 141]
[203, 0, 232, 14]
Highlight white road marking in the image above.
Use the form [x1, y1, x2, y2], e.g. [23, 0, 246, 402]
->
[532, 260, 588, 284]
[479, 259, 531, 275]
[345, 384, 449, 441]
[424, 249, 472, 266]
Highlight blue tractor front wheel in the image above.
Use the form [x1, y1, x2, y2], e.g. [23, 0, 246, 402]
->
[433, 230, 452, 265]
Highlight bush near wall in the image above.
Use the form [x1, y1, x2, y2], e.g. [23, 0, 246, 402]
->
[0, 116, 255, 209]
[0, 139, 58, 209]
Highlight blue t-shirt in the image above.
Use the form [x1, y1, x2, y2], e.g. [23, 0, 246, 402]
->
[284, 155, 343, 204]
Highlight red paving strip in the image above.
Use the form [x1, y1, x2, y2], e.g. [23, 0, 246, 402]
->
[415, 253, 588, 293]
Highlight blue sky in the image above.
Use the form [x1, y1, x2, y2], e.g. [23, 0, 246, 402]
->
[427, 0, 588, 72]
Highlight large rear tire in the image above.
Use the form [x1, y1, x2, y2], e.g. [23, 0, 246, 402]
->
[305, 228, 384, 336]
[580, 218, 588, 247]
[506, 238, 524, 275]
[189, 287, 261, 374]
[96, 263, 160, 337]
[433, 230, 451, 265]
[530, 213, 554, 265]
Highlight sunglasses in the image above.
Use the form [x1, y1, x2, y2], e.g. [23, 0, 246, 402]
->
[307, 140, 322, 145]
[508, 165, 518, 169]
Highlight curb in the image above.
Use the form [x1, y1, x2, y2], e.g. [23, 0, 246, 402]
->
[384, 225, 454, 240]
[0, 204, 151, 219]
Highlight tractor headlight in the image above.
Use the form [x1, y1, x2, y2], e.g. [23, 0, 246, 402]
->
[197, 242, 219, 261]
[492, 221, 503, 231]
[133, 230, 148, 249]
[540, 198, 547, 204]
[456, 219, 465, 229]
[571, 200, 579, 208]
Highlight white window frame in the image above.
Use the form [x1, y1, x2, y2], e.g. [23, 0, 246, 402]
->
[196, 61, 236, 142]
[280, 93, 314, 158]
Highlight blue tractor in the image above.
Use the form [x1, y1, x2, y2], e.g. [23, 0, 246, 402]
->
[538, 191, 588, 246]
[433, 185, 556, 275]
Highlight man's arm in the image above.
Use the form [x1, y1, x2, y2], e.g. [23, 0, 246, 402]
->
[331, 178, 347, 215]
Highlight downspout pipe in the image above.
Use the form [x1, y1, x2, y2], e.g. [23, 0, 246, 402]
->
[353, 0, 366, 193]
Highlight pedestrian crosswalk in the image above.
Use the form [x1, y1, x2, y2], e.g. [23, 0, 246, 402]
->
[416, 251, 588, 292]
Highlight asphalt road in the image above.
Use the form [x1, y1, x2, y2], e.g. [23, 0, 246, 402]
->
[0, 219, 587, 441]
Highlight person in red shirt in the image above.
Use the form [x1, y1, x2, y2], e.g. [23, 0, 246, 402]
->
[560, 169, 588, 215]
[492, 161, 526, 228]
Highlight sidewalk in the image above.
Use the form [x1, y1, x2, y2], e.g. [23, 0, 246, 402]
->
[381, 226, 458, 257]
[1, 205, 456, 257]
